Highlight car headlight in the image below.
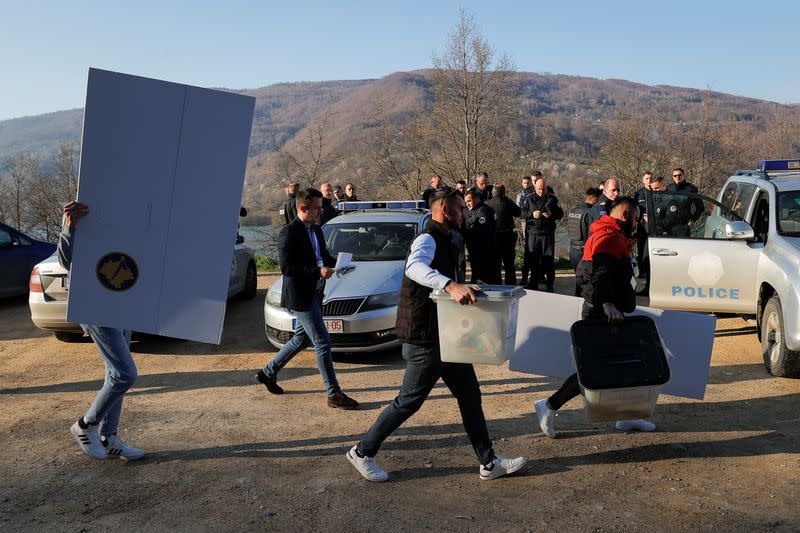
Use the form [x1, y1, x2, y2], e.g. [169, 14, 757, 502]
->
[266, 288, 282, 307]
[361, 291, 401, 311]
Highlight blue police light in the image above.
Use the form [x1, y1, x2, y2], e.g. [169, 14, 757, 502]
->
[756, 159, 800, 172]
[337, 200, 427, 211]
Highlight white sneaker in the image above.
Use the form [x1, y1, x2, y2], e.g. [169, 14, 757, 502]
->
[346, 445, 388, 482]
[70, 421, 107, 460]
[479, 455, 528, 481]
[103, 435, 145, 460]
[534, 399, 556, 439]
[615, 419, 656, 432]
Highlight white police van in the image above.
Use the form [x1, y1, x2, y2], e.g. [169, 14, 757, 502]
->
[645, 159, 800, 377]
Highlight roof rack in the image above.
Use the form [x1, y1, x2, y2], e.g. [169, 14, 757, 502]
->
[336, 200, 428, 211]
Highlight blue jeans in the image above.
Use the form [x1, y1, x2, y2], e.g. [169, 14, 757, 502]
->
[82, 325, 136, 436]
[263, 295, 340, 395]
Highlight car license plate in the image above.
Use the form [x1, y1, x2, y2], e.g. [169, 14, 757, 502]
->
[291, 319, 344, 333]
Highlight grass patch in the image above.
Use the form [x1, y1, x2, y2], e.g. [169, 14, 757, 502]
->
[255, 255, 280, 273]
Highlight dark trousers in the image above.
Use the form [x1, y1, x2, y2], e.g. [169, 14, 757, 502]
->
[497, 230, 517, 285]
[548, 302, 604, 410]
[469, 247, 501, 285]
[568, 246, 584, 297]
[526, 233, 555, 291]
[357, 343, 495, 465]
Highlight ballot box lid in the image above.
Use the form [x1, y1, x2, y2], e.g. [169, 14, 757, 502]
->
[570, 316, 671, 390]
[430, 284, 526, 301]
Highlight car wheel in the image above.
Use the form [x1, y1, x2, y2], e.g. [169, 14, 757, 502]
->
[54, 331, 83, 342]
[241, 261, 257, 300]
[761, 296, 800, 377]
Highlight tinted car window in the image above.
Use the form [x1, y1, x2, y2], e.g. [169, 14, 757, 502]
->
[734, 184, 756, 218]
[777, 191, 800, 236]
[652, 192, 743, 240]
[323, 222, 418, 261]
[0, 228, 11, 246]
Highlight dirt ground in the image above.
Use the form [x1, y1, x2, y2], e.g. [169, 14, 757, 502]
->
[1, 274, 799, 532]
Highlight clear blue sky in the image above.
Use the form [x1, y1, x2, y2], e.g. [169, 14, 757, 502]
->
[2, 0, 798, 121]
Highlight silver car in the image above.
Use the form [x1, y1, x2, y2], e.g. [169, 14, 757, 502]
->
[29, 241, 257, 341]
[264, 204, 430, 352]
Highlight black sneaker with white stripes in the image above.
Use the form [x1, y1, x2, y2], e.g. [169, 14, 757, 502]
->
[70, 421, 107, 460]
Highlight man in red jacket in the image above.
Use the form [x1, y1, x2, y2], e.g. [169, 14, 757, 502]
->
[533, 197, 657, 436]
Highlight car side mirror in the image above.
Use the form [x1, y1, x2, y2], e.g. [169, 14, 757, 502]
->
[725, 221, 755, 240]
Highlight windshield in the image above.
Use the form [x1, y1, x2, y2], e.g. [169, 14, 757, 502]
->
[777, 191, 800, 236]
[322, 222, 417, 261]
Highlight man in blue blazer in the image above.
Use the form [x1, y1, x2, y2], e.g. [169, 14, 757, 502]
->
[257, 188, 358, 409]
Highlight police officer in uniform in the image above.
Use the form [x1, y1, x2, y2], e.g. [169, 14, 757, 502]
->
[566, 187, 600, 296]
[522, 177, 563, 292]
[586, 178, 620, 234]
[281, 183, 299, 225]
[468, 172, 493, 203]
[487, 183, 522, 285]
[664, 168, 703, 237]
[463, 189, 501, 284]
[421, 175, 452, 208]
[516, 175, 536, 286]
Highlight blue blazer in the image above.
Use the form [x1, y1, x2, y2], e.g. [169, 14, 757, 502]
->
[279, 218, 336, 311]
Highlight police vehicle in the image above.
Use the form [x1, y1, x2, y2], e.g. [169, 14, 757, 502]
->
[645, 159, 800, 376]
[264, 201, 430, 352]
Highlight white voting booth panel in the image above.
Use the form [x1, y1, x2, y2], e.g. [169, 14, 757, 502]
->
[67, 68, 255, 344]
[509, 291, 716, 400]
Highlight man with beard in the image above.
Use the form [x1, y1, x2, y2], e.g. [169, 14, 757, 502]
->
[463, 189, 501, 284]
[346, 189, 527, 482]
[533, 197, 657, 436]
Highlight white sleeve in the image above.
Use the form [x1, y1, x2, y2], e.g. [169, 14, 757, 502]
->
[405, 234, 451, 290]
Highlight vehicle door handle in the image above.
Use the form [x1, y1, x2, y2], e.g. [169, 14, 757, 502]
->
[652, 248, 678, 256]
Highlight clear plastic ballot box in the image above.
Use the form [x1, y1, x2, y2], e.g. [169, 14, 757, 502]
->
[570, 316, 671, 422]
[430, 285, 526, 365]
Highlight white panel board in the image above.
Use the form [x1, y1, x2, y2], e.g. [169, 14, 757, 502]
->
[66, 68, 255, 344]
[509, 291, 717, 400]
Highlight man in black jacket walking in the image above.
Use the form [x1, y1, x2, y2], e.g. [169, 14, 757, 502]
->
[257, 188, 357, 409]
[522, 177, 563, 292]
[487, 183, 522, 285]
[281, 183, 299, 224]
[346, 190, 527, 482]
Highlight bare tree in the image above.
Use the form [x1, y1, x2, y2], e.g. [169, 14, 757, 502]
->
[274, 99, 340, 189]
[0, 153, 40, 232]
[428, 9, 520, 181]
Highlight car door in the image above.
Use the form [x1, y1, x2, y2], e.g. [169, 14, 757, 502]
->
[0, 225, 31, 295]
[646, 190, 761, 313]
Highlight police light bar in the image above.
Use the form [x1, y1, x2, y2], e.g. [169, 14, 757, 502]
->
[336, 200, 428, 211]
[757, 159, 800, 172]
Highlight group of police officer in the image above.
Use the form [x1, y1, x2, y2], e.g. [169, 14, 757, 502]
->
[419, 167, 701, 296]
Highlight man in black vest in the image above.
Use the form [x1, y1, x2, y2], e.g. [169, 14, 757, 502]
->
[463, 189, 501, 284]
[347, 190, 527, 482]
[487, 183, 522, 285]
[522, 177, 563, 292]
[566, 187, 600, 296]
[256, 188, 358, 409]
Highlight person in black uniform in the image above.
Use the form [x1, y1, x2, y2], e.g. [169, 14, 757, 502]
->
[344, 183, 359, 201]
[319, 182, 339, 225]
[468, 172, 493, 202]
[522, 177, 563, 292]
[455, 179, 467, 195]
[463, 189, 501, 284]
[421, 175, 452, 208]
[516, 175, 536, 286]
[566, 187, 600, 296]
[487, 183, 522, 285]
[665, 168, 703, 236]
[586, 178, 620, 234]
[281, 183, 299, 225]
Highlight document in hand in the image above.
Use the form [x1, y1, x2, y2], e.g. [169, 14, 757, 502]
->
[334, 252, 355, 274]
[508, 291, 716, 400]
[66, 68, 255, 344]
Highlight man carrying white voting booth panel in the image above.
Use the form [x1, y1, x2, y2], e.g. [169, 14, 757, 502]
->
[64, 68, 254, 460]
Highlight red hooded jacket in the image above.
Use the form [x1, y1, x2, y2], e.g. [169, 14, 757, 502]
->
[579, 215, 636, 312]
